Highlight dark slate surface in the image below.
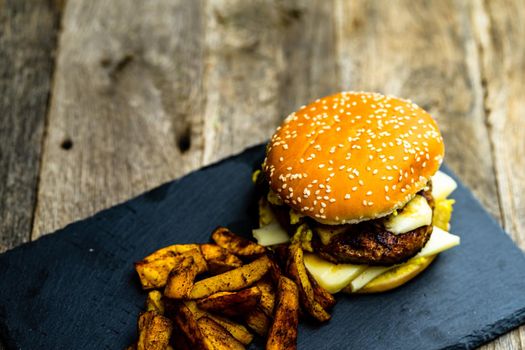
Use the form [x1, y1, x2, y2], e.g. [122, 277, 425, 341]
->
[1, 143, 525, 350]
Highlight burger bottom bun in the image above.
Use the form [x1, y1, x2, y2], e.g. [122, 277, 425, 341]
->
[343, 255, 437, 294]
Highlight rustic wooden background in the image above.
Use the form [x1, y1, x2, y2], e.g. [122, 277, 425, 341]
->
[1, 0, 524, 348]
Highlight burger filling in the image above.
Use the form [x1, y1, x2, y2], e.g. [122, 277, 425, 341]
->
[254, 169, 436, 266]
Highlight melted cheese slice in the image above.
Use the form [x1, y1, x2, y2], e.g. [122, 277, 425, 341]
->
[384, 195, 432, 234]
[305, 226, 460, 293]
[303, 254, 367, 294]
[252, 222, 290, 246]
[432, 171, 458, 201]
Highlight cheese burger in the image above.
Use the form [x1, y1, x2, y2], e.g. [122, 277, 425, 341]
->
[252, 91, 459, 294]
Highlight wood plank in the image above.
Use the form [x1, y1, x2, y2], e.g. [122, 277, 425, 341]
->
[334, 0, 501, 220]
[277, 0, 340, 117]
[0, 2, 63, 349]
[0, 1, 62, 251]
[202, 0, 340, 163]
[472, 0, 525, 348]
[32, 0, 206, 236]
[201, 0, 284, 164]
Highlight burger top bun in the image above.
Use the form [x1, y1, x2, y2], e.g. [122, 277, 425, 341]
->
[263, 91, 444, 225]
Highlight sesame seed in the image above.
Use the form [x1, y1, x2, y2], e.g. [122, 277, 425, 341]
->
[344, 194, 351, 199]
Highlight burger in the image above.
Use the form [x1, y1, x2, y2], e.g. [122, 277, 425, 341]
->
[252, 91, 460, 294]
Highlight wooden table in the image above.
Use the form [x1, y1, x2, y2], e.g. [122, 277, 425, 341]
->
[1, 0, 523, 348]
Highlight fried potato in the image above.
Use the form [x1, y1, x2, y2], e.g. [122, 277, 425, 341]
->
[137, 311, 173, 350]
[266, 276, 299, 350]
[189, 255, 271, 299]
[271, 243, 289, 271]
[170, 302, 208, 350]
[135, 247, 206, 289]
[146, 290, 164, 314]
[287, 244, 331, 322]
[255, 279, 275, 317]
[185, 301, 253, 346]
[144, 244, 199, 261]
[244, 307, 271, 337]
[196, 286, 261, 317]
[144, 245, 207, 274]
[135, 253, 180, 290]
[197, 316, 245, 350]
[206, 314, 253, 346]
[211, 227, 266, 257]
[164, 255, 199, 299]
[307, 270, 336, 310]
[201, 244, 243, 274]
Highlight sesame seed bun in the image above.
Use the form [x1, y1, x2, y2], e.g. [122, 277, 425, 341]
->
[263, 91, 444, 225]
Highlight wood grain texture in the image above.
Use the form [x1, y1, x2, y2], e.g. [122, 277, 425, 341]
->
[474, 0, 525, 348]
[32, 0, 206, 236]
[201, 0, 284, 164]
[334, 0, 501, 219]
[0, 0, 61, 251]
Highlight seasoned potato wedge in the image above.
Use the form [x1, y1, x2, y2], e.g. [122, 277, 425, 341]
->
[189, 255, 271, 299]
[244, 307, 271, 337]
[135, 247, 206, 289]
[255, 279, 275, 317]
[197, 316, 245, 350]
[137, 311, 173, 350]
[143, 244, 199, 261]
[170, 302, 208, 350]
[211, 227, 266, 257]
[201, 244, 243, 274]
[146, 290, 164, 314]
[196, 286, 261, 317]
[266, 276, 299, 350]
[135, 253, 180, 290]
[206, 314, 253, 346]
[164, 255, 198, 299]
[185, 301, 253, 346]
[307, 270, 336, 310]
[287, 244, 331, 322]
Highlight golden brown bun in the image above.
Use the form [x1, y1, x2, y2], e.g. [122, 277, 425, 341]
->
[264, 92, 444, 224]
[343, 255, 437, 294]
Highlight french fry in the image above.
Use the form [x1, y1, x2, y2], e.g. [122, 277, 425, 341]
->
[206, 314, 253, 346]
[244, 307, 271, 337]
[211, 227, 266, 257]
[197, 316, 245, 350]
[189, 255, 271, 299]
[255, 279, 275, 317]
[146, 290, 164, 314]
[270, 243, 289, 271]
[307, 270, 336, 310]
[170, 302, 208, 350]
[137, 311, 173, 350]
[143, 244, 200, 262]
[287, 244, 331, 322]
[185, 301, 253, 346]
[201, 244, 243, 274]
[135, 247, 206, 289]
[135, 253, 180, 290]
[266, 276, 299, 350]
[196, 286, 261, 317]
[164, 255, 198, 299]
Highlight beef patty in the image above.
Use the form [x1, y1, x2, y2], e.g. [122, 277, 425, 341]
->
[312, 186, 434, 266]
[265, 181, 434, 266]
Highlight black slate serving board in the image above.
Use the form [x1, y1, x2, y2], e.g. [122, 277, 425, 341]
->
[1, 144, 525, 350]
